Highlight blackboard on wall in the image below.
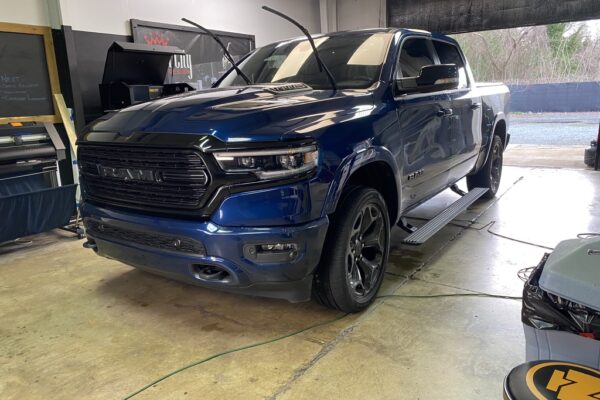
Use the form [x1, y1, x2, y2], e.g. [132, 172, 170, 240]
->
[0, 23, 60, 123]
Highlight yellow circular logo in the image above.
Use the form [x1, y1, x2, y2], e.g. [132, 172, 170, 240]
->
[525, 361, 600, 399]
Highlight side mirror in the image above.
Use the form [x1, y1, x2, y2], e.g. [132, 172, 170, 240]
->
[396, 64, 459, 94]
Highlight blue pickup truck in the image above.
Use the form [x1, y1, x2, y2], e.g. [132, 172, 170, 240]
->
[79, 28, 509, 312]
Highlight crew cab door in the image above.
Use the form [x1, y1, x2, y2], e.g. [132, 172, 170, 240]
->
[394, 37, 455, 209]
[431, 39, 482, 182]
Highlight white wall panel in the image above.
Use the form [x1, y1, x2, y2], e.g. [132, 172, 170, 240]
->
[57, 0, 321, 46]
[336, 0, 386, 31]
[0, 0, 52, 26]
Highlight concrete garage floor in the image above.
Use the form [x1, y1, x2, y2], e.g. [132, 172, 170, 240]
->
[1, 166, 599, 399]
[504, 144, 590, 169]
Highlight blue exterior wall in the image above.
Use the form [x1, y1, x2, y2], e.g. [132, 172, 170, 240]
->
[508, 82, 600, 113]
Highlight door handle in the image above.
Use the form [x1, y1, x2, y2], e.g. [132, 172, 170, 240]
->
[471, 103, 482, 110]
[437, 108, 453, 117]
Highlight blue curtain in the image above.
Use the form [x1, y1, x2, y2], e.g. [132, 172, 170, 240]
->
[0, 184, 77, 243]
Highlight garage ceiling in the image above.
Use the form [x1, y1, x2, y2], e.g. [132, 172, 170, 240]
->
[387, 0, 600, 33]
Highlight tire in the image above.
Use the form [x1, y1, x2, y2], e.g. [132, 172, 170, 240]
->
[313, 186, 390, 313]
[467, 135, 503, 199]
[584, 146, 596, 167]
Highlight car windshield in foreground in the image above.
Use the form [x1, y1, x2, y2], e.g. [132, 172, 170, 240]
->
[218, 32, 393, 90]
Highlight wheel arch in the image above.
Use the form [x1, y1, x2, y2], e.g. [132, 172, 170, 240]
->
[494, 118, 508, 149]
[471, 113, 508, 175]
[323, 147, 401, 225]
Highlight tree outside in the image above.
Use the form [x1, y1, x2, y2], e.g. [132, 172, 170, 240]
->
[452, 21, 600, 84]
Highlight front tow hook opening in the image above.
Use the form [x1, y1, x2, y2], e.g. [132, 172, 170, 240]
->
[193, 264, 232, 284]
[83, 239, 97, 251]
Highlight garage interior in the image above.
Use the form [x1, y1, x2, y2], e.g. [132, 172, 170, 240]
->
[1, 1, 600, 399]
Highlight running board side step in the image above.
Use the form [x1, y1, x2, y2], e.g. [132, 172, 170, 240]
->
[401, 187, 488, 245]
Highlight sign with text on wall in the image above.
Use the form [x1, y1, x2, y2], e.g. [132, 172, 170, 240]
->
[130, 19, 255, 90]
[0, 22, 61, 123]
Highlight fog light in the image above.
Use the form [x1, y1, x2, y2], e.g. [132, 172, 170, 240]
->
[244, 243, 299, 263]
[259, 243, 297, 252]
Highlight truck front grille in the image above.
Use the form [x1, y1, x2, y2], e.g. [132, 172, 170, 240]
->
[78, 145, 211, 214]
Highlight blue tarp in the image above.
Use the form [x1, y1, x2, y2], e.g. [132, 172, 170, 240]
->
[0, 185, 77, 243]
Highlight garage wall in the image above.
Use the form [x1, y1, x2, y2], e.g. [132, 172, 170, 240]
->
[57, 0, 321, 46]
[319, 0, 386, 32]
[1, 0, 52, 26]
[336, 0, 386, 31]
[3, 0, 385, 43]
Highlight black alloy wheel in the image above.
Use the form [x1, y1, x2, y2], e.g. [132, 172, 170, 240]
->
[467, 135, 504, 199]
[489, 138, 503, 194]
[313, 186, 390, 312]
[346, 203, 386, 299]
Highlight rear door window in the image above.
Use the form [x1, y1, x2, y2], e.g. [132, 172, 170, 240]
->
[432, 41, 469, 88]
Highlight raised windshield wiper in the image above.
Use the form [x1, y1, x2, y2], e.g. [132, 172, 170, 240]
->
[261, 5, 337, 91]
[181, 17, 252, 85]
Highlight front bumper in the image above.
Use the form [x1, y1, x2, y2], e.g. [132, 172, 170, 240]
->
[81, 202, 329, 302]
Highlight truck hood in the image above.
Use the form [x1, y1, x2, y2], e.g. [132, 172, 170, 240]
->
[87, 85, 376, 143]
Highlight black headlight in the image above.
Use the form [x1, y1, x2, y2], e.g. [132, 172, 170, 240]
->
[213, 145, 318, 179]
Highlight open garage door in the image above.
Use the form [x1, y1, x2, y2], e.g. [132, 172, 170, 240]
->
[452, 21, 600, 169]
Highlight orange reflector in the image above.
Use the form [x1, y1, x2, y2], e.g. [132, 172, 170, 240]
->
[9, 122, 23, 127]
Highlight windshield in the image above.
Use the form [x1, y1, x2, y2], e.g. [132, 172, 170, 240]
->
[217, 32, 393, 90]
